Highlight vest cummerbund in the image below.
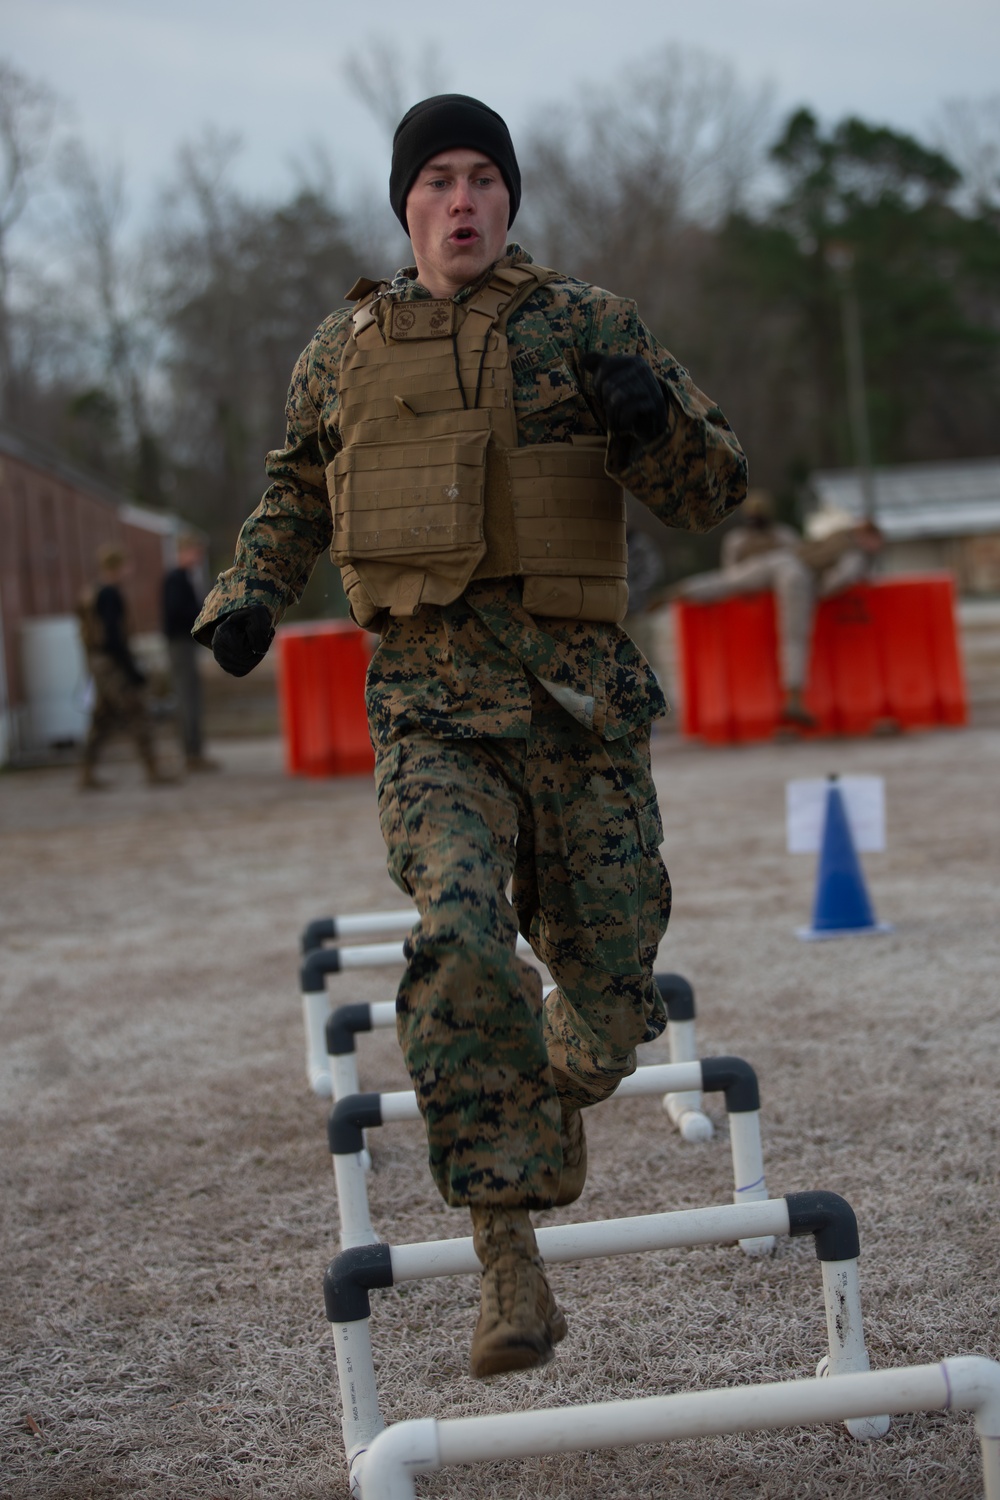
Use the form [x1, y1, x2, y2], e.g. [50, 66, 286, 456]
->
[328, 265, 629, 626]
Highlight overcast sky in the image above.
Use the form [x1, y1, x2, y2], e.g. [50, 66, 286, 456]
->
[4, 0, 999, 217]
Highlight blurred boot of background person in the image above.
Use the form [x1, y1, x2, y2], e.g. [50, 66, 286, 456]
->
[624, 524, 667, 685]
[76, 544, 173, 789]
[674, 491, 884, 733]
[162, 536, 218, 772]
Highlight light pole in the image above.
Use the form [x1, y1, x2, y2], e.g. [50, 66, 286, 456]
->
[825, 241, 877, 522]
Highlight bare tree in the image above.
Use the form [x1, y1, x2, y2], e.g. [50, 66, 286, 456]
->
[53, 140, 166, 499]
[152, 130, 364, 546]
[518, 44, 773, 334]
[0, 58, 62, 422]
[933, 94, 1000, 210]
[341, 39, 449, 142]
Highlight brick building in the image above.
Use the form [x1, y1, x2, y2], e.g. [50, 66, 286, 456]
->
[0, 431, 182, 763]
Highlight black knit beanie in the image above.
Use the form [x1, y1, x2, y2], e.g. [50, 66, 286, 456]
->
[389, 94, 521, 233]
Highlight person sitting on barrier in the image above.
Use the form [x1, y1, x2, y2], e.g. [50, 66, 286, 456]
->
[674, 492, 884, 731]
[192, 94, 747, 1379]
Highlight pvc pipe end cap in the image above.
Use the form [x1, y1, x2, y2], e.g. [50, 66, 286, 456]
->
[739, 1234, 777, 1258]
[846, 1413, 892, 1441]
[679, 1111, 715, 1143]
[309, 1068, 333, 1099]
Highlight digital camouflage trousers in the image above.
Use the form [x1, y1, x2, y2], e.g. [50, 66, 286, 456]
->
[375, 680, 671, 1209]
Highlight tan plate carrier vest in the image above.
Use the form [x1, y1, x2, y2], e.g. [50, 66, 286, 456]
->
[328, 262, 629, 628]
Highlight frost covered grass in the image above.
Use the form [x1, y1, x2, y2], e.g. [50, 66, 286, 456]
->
[2, 722, 997, 1498]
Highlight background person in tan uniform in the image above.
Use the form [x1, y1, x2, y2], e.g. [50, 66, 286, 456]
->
[194, 94, 747, 1379]
[77, 544, 171, 789]
[675, 492, 883, 729]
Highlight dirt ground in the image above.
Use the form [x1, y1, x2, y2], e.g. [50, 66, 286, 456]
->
[2, 619, 999, 1500]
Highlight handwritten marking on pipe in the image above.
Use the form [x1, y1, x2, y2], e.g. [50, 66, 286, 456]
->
[735, 1176, 766, 1195]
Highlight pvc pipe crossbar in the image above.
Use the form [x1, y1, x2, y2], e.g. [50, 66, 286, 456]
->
[302, 909, 419, 952]
[316, 983, 705, 1123]
[328, 1057, 768, 1255]
[387, 1197, 800, 1279]
[301, 926, 712, 1138]
[325, 1190, 892, 1489]
[356, 1357, 1000, 1500]
[334, 1060, 754, 1133]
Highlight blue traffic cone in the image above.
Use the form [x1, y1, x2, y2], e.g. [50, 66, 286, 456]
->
[797, 779, 893, 941]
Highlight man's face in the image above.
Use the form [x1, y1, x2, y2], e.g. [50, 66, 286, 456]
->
[405, 149, 509, 298]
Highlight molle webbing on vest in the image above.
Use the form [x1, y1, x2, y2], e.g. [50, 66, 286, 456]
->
[508, 441, 629, 573]
[329, 263, 628, 624]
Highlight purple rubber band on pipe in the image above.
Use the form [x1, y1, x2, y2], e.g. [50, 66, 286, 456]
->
[941, 1360, 954, 1411]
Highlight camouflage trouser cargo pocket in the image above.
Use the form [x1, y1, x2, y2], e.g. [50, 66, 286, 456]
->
[521, 713, 671, 1109]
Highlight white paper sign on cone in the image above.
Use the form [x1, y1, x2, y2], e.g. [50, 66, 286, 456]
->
[786, 777, 886, 855]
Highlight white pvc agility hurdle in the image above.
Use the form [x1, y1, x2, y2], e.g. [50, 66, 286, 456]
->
[328, 1055, 770, 1254]
[324, 1189, 892, 1496]
[356, 1356, 1000, 1500]
[299, 908, 713, 1139]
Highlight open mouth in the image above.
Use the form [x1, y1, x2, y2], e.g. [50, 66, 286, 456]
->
[451, 227, 478, 242]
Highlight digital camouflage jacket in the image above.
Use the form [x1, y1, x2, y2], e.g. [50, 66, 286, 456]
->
[194, 245, 748, 746]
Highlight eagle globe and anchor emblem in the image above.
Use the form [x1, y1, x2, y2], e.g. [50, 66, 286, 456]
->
[390, 302, 454, 339]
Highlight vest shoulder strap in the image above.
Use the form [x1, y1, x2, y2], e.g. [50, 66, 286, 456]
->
[346, 277, 392, 340]
[345, 276, 384, 302]
[499, 263, 558, 331]
[462, 262, 557, 339]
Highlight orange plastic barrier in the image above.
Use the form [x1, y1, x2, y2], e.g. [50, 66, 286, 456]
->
[673, 573, 968, 744]
[276, 620, 375, 776]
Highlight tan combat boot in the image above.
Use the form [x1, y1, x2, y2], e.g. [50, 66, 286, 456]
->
[553, 1102, 588, 1208]
[469, 1207, 567, 1378]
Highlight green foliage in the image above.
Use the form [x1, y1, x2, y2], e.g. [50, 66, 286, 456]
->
[709, 108, 1000, 490]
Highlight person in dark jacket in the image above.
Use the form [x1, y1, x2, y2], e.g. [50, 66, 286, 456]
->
[77, 544, 171, 789]
[163, 536, 218, 772]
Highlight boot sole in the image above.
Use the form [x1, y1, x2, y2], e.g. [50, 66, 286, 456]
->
[471, 1333, 554, 1379]
[471, 1304, 567, 1378]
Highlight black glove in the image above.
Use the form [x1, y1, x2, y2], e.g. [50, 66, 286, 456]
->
[211, 604, 274, 678]
[583, 353, 670, 445]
